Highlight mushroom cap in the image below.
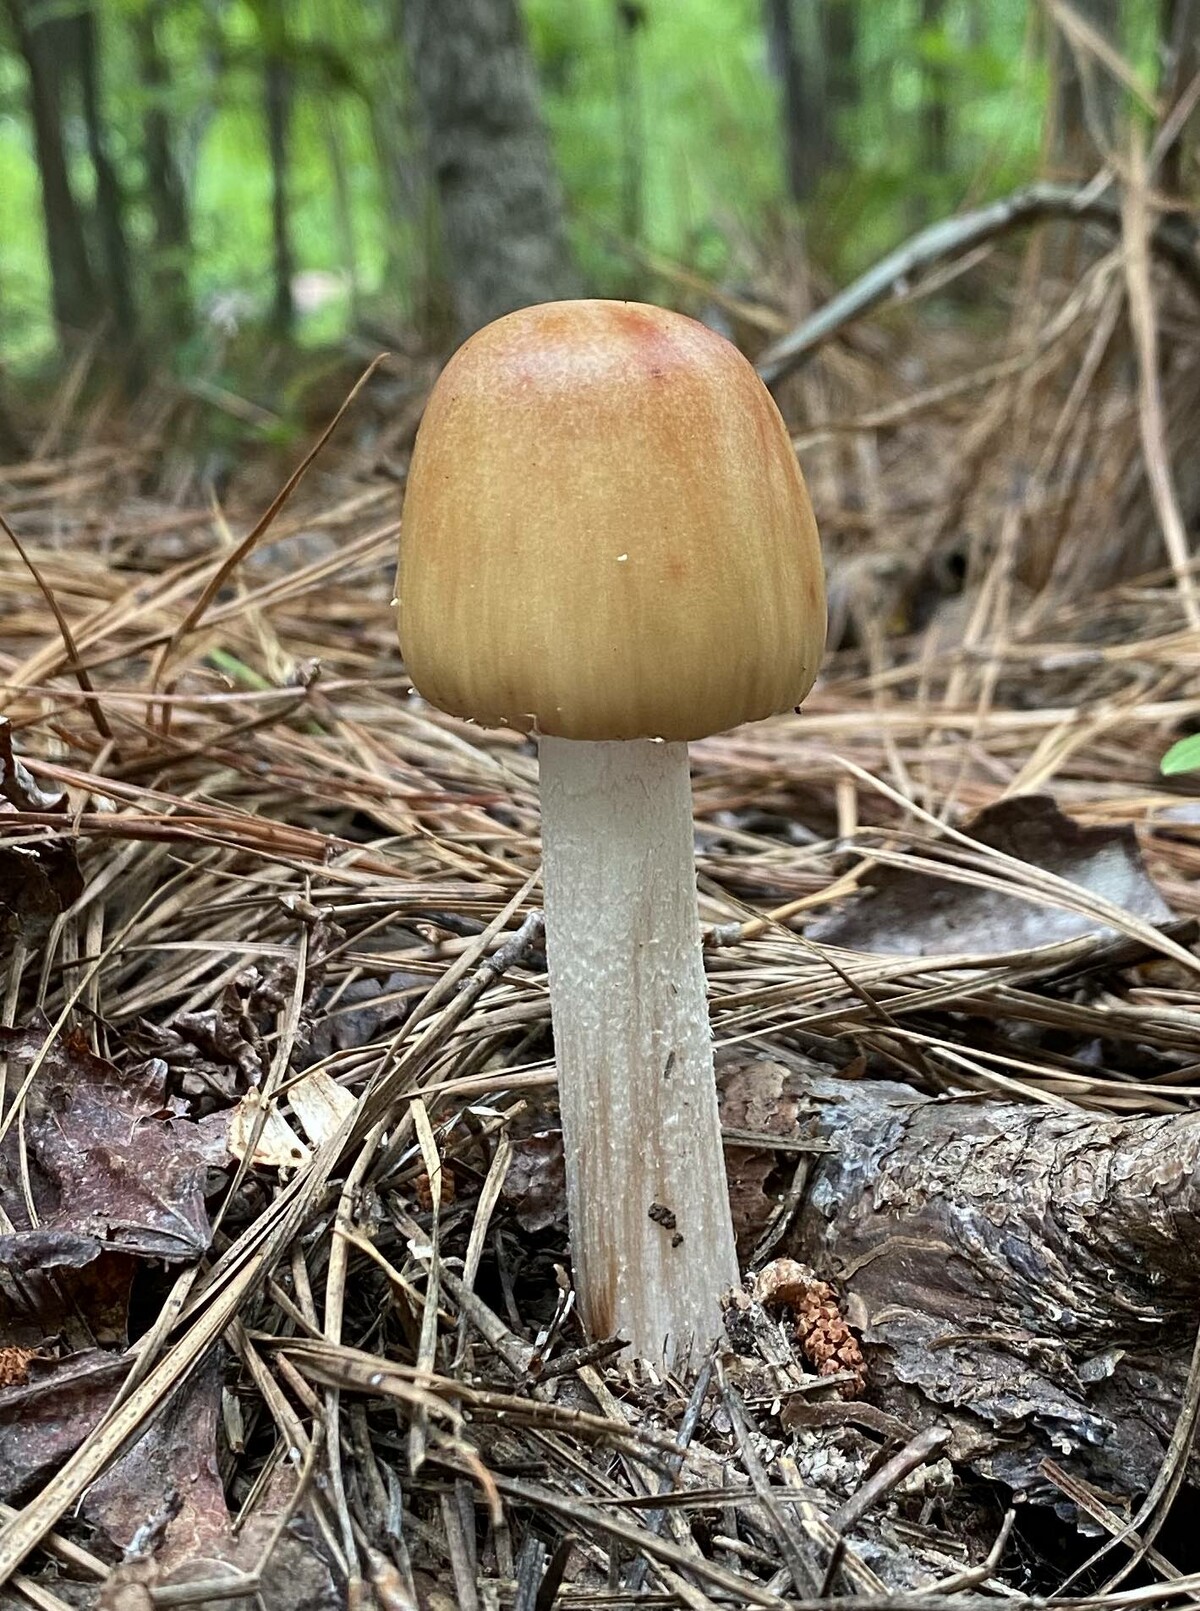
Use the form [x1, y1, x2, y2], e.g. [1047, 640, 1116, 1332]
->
[397, 299, 826, 742]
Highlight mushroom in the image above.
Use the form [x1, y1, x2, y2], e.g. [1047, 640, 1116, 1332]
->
[397, 300, 825, 1369]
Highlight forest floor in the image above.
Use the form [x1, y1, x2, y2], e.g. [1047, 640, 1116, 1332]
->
[2, 240, 1200, 1609]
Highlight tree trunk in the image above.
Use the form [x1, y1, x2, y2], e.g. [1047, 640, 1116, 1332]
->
[134, 0, 193, 342]
[401, 0, 579, 337]
[1052, 0, 1122, 169]
[264, 50, 295, 339]
[919, 0, 949, 178]
[3, 0, 97, 338]
[821, 0, 858, 130]
[763, 0, 830, 204]
[614, 2, 646, 244]
[323, 103, 359, 319]
[0, 389, 23, 462]
[74, 4, 138, 350]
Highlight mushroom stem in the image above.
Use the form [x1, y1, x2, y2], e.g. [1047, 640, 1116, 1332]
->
[539, 735, 739, 1368]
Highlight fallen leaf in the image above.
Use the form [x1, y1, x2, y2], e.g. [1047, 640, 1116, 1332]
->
[293, 969, 424, 1070]
[287, 1066, 355, 1146]
[0, 1022, 211, 1265]
[228, 1088, 310, 1171]
[0, 1349, 125, 1499]
[97, 1463, 340, 1611]
[0, 722, 68, 813]
[809, 795, 1173, 955]
[0, 721, 83, 962]
[97, 1560, 157, 1609]
[168, 1006, 262, 1085]
[0, 1237, 135, 1352]
[501, 1131, 565, 1235]
[84, 1352, 229, 1568]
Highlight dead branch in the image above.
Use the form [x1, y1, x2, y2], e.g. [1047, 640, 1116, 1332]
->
[756, 180, 1200, 387]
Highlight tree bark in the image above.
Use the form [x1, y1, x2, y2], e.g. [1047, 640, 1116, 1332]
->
[504, 1048, 1200, 1510]
[401, 0, 579, 337]
[74, 4, 137, 350]
[3, 0, 97, 338]
[134, 0, 193, 342]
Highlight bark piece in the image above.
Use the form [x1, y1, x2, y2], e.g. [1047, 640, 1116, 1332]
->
[506, 1052, 1200, 1504]
[758, 1054, 1200, 1502]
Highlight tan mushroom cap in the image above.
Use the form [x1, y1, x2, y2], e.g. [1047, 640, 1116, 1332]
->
[397, 299, 826, 743]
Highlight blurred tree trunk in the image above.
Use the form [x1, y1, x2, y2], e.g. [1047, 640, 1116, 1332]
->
[3, 0, 98, 337]
[0, 375, 23, 460]
[919, 0, 949, 178]
[821, 0, 858, 130]
[75, 4, 138, 351]
[323, 105, 359, 319]
[614, 2, 646, 244]
[368, 93, 419, 304]
[359, 0, 418, 307]
[401, 0, 579, 336]
[1160, 0, 1198, 195]
[1052, 0, 1121, 168]
[763, 0, 830, 203]
[134, 0, 193, 342]
[264, 48, 295, 339]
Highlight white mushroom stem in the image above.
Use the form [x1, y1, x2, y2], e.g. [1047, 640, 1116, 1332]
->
[538, 735, 740, 1369]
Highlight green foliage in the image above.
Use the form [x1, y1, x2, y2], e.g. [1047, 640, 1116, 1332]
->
[0, 46, 53, 365]
[0, 0, 1170, 375]
[527, 0, 784, 291]
[1162, 735, 1200, 777]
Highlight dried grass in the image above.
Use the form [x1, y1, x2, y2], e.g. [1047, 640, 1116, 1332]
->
[2, 192, 1200, 1606]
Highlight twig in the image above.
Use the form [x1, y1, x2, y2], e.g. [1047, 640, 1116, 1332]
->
[717, 1369, 823, 1599]
[828, 1425, 952, 1535]
[1121, 139, 1200, 631]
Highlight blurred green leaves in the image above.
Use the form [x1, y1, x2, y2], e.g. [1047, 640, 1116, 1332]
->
[0, 0, 1167, 375]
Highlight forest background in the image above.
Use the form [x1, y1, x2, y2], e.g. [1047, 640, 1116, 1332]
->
[6, 2, 1200, 1604]
[0, 0, 1176, 400]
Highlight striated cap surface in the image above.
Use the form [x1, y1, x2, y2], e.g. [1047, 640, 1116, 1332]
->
[397, 299, 826, 742]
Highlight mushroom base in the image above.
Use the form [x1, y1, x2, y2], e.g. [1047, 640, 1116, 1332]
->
[539, 735, 740, 1369]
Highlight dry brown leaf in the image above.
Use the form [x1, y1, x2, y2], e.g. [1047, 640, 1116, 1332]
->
[227, 1088, 310, 1171]
[809, 795, 1173, 955]
[0, 1023, 211, 1265]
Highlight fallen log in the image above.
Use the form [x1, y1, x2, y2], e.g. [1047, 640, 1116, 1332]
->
[720, 1053, 1199, 1506]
